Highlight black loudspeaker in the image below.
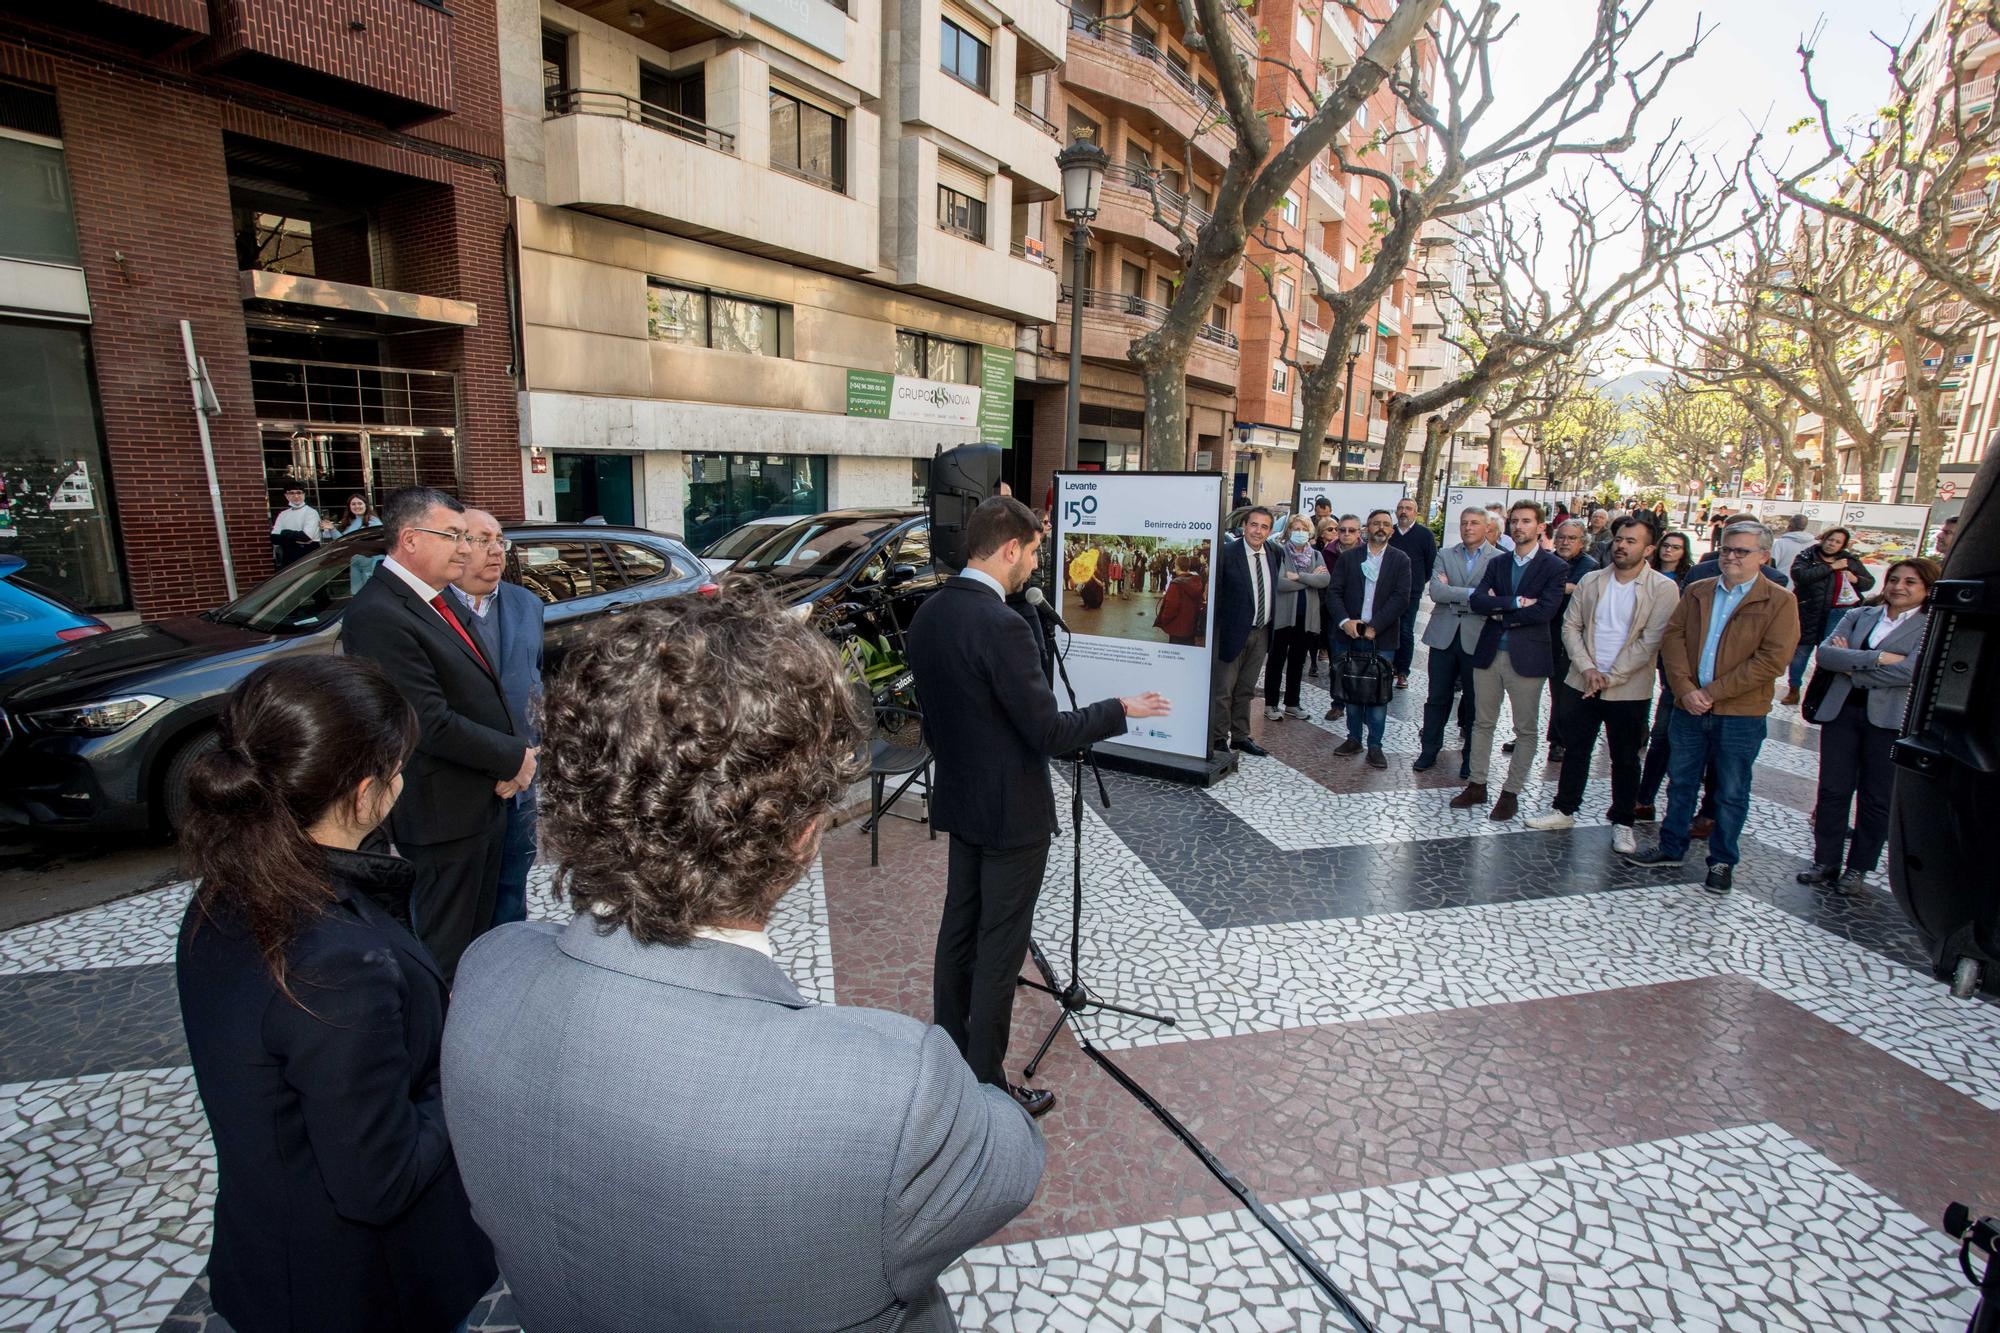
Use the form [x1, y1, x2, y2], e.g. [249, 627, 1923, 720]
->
[1890, 444, 2000, 997]
[927, 443, 1003, 572]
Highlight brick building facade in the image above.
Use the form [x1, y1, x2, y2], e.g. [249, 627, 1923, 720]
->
[0, 0, 516, 620]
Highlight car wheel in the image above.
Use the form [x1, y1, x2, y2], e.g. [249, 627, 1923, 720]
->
[161, 728, 219, 835]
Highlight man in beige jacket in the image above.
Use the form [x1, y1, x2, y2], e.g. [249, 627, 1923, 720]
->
[1526, 517, 1680, 853]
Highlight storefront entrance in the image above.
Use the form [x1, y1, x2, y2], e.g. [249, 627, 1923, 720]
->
[551, 453, 635, 526]
[682, 453, 826, 552]
[0, 321, 125, 611]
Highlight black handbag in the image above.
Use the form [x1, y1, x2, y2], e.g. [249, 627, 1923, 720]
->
[1800, 663, 1836, 724]
[1331, 645, 1395, 708]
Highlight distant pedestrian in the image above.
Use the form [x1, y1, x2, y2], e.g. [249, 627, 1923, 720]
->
[1625, 519, 1800, 894]
[1387, 496, 1438, 689]
[339, 494, 382, 534]
[1770, 514, 1814, 578]
[1453, 502, 1568, 821]
[176, 655, 496, 1333]
[1264, 514, 1331, 722]
[1785, 527, 1874, 705]
[269, 485, 321, 569]
[1526, 518, 1679, 854]
[1325, 510, 1412, 768]
[1798, 558, 1936, 890]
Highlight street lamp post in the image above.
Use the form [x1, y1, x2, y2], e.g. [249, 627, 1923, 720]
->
[1337, 330, 1366, 483]
[1058, 137, 1108, 474]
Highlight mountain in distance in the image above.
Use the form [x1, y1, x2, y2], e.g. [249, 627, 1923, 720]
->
[1593, 368, 1670, 404]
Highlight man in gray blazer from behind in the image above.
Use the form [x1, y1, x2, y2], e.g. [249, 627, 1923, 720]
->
[1415, 507, 1502, 776]
[443, 586, 1043, 1333]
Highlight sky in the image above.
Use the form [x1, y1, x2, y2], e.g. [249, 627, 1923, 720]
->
[1439, 0, 1935, 369]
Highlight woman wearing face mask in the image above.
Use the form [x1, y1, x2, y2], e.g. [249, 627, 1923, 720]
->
[1798, 558, 1938, 890]
[177, 656, 497, 1333]
[1264, 513, 1332, 721]
[1785, 527, 1876, 705]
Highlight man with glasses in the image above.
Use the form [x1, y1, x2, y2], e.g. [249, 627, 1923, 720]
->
[453, 509, 545, 928]
[344, 487, 537, 978]
[1625, 519, 1799, 894]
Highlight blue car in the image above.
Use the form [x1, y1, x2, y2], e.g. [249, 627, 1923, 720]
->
[0, 555, 107, 672]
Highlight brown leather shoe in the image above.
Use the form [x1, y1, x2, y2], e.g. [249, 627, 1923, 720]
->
[1781, 687, 1801, 706]
[1489, 791, 1519, 821]
[1449, 783, 1489, 809]
[1633, 804, 1656, 822]
[1009, 1084, 1055, 1118]
[1690, 816, 1715, 840]
[1334, 738, 1364, 756]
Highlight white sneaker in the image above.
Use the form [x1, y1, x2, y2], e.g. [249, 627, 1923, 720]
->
[1264, 706, 1283, 722]
[1525, 811, 1575, 831]
[1284, 705, 1310, 720]
[1612, 824, 1637, 854]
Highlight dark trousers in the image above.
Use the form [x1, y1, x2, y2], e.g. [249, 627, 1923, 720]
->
[406, 812, 507, 982]
[490, 796, 538, 928]
[1550, 683, 1650, 824]
[1813, 696, 1895, 873]
[1211, 625, 1270, 749]
[1546, 643, 1571, 743]
[1263, 625, 1317, 708]
[1394, 601, 1422, 675]
[1418, 641, 1478, 756]
[1637, 671, 1719, 820]
[934, 835, 1052, 1087]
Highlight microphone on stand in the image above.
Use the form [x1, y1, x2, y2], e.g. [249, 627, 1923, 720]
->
[1022, 586, 1067, 633]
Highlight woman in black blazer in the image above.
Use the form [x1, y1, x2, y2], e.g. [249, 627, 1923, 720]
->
[177, 656, 496, 1333]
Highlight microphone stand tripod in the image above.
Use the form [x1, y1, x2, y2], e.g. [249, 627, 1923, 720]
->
[1016, 619, 1174, 1080]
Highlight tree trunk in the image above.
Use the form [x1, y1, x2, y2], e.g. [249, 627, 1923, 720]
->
[1787, 455, 1809, 500]
[1378, 407, 1415, 483]
[1413, 414, 1447, 515]
[1295, 373, 1341, 483]
[1486, 423, 1504, 482]
[1140, 364, 1189, 471]
[1911, 394, 1944, 505]
[1852, 432, 1883, 502]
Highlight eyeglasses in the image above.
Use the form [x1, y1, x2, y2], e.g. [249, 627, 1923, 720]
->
[470, 535, 513, 552]
[412, 526, 473, 547]
[1718, 544, 1762, 559]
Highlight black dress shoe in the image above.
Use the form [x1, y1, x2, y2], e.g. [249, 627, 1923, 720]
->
[1703, 863, 1734, 895]
[1412, 750, 1438, 772]
[1501, 740, 1516, 754]
[1633, 804, 1657, 822]
[1366, 746, 1387, 769]
[1232, 739, 1270, 757]
[1334, 738, 1363, 756]
[1547, 744, 1566, 764]
[1796, 864, 1839, 886]
[1009, 1084, 1055, 1118]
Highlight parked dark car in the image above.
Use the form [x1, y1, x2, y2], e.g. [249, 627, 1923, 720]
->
[0, 524, 708, 835]
[0, 555, 109, 671]
[727, 508, 941, 633]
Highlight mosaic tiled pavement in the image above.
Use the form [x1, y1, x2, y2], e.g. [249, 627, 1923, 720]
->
[5, 650, 1999, 1331]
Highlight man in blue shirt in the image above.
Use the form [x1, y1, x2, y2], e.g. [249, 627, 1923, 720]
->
[1625, 520, 1799, 894]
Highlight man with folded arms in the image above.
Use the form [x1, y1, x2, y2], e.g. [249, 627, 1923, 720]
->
[444, 586, 1045, 1332]
[1526, 517, 1680, 853]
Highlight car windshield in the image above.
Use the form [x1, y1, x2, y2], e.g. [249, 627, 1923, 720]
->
[731, 516, 903, 581]
[703, 522, 788, 562]
[211, 532, 388, 633]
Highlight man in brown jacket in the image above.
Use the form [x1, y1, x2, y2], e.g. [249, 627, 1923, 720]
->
[1624, 519, 1800, 894]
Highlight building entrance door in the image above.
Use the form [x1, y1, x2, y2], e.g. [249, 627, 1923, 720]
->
[552, 453, 635, 525]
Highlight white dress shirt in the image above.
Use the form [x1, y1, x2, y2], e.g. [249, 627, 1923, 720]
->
[1244, 540, 1270, 627]
[270, 503, 320, 538]
[961, 567, 1008, 600]
[1358, 544, 1385, 622]
[1866, 605, 1918, 649]
[691, 925, 774, 958]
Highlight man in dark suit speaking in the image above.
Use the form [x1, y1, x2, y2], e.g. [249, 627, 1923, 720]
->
[343, 487, 536, 980]
[907, 496, 1168, 1118]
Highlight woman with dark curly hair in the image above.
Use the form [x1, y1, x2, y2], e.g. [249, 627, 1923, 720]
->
[176, 655, 496, 1333]
[443, 581, 1048, 1333]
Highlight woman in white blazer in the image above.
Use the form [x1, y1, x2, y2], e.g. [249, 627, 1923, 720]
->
[1798, 558, 1938, 890]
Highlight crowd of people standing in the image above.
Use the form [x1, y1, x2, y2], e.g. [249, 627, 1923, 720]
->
[1209, 496, 1942, 896]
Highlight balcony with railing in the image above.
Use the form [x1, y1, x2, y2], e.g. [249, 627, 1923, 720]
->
[1371, 356, 1396, 389]
[1063, 14, 1238, 165]
[1055, 284, 1240, 387]
[1091, 165, 1237, 292]
[1410, 296, 1443, 327]
[1015, 101, 1060, 138]
[1308, 159, 1347, 219]
[542, 85, 877, 275]
[1299, 322, 1329, 365]
[1376, 298, 1402, 336]
[1408, 341, 1447, 370]
[1304, 243, 1337, 283]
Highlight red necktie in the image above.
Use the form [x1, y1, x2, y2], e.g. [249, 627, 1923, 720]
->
[430, 594, 491, 672]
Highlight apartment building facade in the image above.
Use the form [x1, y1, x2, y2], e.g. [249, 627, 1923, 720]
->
[507, 0, 1067, 547]
[0, 0, 515, 619]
